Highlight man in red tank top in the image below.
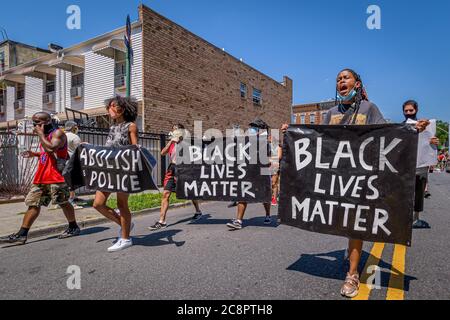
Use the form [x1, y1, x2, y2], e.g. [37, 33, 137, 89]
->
[0, 112, 80, 246]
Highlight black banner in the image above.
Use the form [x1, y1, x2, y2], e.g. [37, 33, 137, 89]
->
[175, 136, 272, 203]
[278, 124, 418, 246]
[64, 144, 158, 193]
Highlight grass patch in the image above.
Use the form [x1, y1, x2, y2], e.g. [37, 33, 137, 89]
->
[85, 193, 187, 212]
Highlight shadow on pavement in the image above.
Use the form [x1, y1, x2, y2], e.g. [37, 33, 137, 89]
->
[132, 230, 186, 248]
[189, 214, 279, 228]
[98, 230, 186, 248]
[288, 249, 417, 291]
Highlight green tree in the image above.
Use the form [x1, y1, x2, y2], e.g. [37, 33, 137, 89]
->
[436, 120, 449, 149]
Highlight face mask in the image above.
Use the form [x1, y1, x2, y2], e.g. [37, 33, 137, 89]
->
[404, 113, 417, 121]
[248, 127, 259, 135]
[337, 88, 357, 102]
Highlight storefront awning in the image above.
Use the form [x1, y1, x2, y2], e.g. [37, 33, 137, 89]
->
[92, 38, 126, 58]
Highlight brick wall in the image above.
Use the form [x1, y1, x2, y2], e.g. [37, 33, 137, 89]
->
[139, 5, 292, 134]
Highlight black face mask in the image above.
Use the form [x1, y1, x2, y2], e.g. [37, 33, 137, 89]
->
[404, 113, 417, 121]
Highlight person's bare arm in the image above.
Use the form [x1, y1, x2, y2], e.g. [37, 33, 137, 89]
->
[21, 151, 41, 158]
[34, 126, 65, 153]
[161, 140, 176, 156]
[129, 123, 139, 146]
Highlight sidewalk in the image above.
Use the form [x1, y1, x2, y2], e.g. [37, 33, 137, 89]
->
[0, 195, 191, 239]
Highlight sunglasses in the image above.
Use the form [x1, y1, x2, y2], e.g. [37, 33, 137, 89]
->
[32, 120, 50, 127]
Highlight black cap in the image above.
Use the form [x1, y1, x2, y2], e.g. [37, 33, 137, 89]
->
[249, 118, 269, 130]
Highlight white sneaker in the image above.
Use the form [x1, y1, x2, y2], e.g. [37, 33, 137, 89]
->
[108, 238, 133, 252]
[115, 222, 135, 244]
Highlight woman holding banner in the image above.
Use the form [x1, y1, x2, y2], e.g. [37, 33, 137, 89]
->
[281, 69, 386, 298]
[92, 96, 139, 252]
[321, 69, 387, 298]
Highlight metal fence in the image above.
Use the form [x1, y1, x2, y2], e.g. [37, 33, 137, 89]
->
[0, 127, 168, 199]
[0, 132, 39, 198]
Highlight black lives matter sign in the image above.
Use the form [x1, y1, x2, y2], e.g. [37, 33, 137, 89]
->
[64, 145, 158, 193]
[279, 124, 418, 246]
[175, 136, 272, 203]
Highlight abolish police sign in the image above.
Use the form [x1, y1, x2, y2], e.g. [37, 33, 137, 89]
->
[175, 136, 272, 203]
[278, 124, 418, 246]
[64, 144, 158, 193]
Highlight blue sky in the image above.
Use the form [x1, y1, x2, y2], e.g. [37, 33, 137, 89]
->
[1, 0, 449, 122]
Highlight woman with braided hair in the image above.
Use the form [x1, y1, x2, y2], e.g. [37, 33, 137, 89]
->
[323, 69, 386, 298]
[322, 69, 383, 126]
[281, 69, 385, 297]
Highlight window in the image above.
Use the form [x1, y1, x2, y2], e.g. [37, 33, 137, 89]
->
[71, 72, 84, 87]
[45, 80, 55, 93]
[16, 84, 25, 100]
[252, 88, 262, 105]
[0, 52, 5, 73]
[321, 112, 327, 123]
[300, 114, 305, 124]
[0, 89, 4, 107]
[310, 113, 316, 124]
[240, 82, 247, 98]
[114, 60, 126, 88]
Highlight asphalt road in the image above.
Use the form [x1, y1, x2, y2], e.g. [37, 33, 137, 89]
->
[1, 172, 449, 300]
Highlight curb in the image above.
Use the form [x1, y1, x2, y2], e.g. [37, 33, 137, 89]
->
[0, 197, 25, 205]
[4, 202, 192, 240]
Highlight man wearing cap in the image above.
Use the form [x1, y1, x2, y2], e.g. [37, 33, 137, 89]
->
[227, 118, 272, 230]
[148, 124, 203, 231]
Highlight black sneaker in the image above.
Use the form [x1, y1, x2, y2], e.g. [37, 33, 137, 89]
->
[148, 222, 168, 231]
[412, 220, 430, 229]
[0, 233, 27, 245]
[264, 216, 272, 225]
[227, 202, 238, 208]
[58, 227, 81, 239]
[192, 212, 203, 221]
[227, 220, 242, 230]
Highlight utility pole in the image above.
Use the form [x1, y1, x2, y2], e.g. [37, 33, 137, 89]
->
[124, 15, 133, 98]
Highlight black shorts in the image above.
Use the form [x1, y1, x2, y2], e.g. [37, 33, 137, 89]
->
[163, 164, 177, 192]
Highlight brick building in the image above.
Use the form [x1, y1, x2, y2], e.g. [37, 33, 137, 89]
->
[292, 100, 336, 125]
[0, 5, 293, 133]
[139, 5, 292, 132]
